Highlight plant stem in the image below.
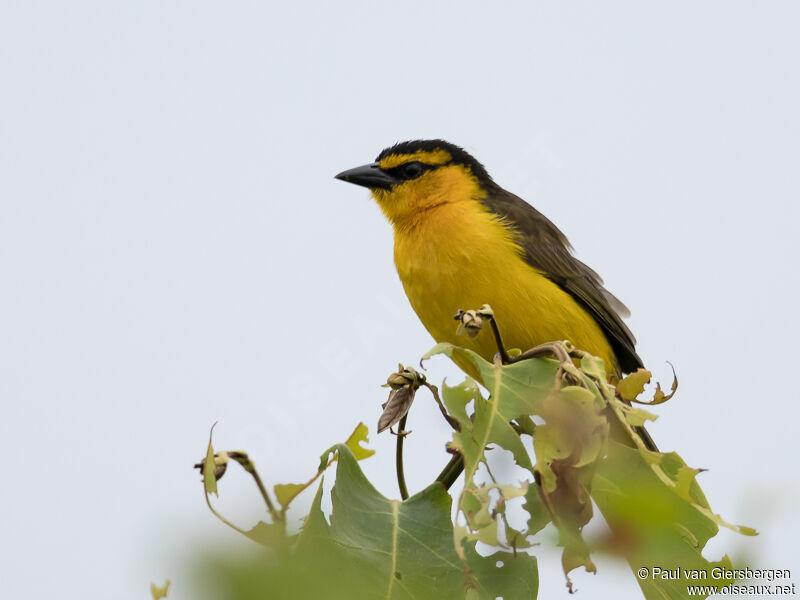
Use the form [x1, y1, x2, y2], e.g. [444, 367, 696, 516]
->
[249, 463, 280, 518]
[229, 451, 281, 519]
[511, 340, 571, 364]
[487, 316, 511, 364]
[396, 414, 409, 500]
[435, 453, 464, 490]
[201, 482, 249, 537]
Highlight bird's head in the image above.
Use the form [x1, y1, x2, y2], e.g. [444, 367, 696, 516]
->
[335, 140, 494, 227]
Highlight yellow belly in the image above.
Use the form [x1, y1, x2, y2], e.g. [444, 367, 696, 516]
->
[393, 202, 618, 379]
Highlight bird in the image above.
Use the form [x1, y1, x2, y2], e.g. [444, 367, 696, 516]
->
[335, 139, 656, 461]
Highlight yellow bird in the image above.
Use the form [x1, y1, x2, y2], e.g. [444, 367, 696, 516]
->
[336, 139, 655, 458]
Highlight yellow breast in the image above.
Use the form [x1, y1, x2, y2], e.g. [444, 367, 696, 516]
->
[392, 199, 618, 378]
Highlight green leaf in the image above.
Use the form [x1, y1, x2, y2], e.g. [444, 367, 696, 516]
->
[273, 483, 305, 508]
[194, 339, 753, 600]
[523, 483, 552, 537]
[464, 545, 539, 600]
[344, 421, 377, 460]
[203, 427, 218, 497]
[593, 441, 741, 599]
[426, 338, 755, 594]
[199, 445, 538, 599]
[618, 402, 659, 428]
[618, 366, 679, 406]
[430, 343, 609, 585]
[149, 580, 170, 600]
[651, 366, 679, 405]
[430, 342, 560, 485]
[616, 368, 652, 401]
[425, 343, 560, 418]
[320, 445, 467, 597]
[243, 521, 293, 549]
[579, 353, 608, 385]
[272, 422, 376, 512]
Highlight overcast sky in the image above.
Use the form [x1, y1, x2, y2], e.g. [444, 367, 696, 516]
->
[2, 2, 799, 598]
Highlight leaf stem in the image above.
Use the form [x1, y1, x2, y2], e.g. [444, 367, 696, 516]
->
[202, 483, 249, 536]
[423, 382, 461, 431]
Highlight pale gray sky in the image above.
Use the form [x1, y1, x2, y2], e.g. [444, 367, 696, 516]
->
[2, 2, 798, 598]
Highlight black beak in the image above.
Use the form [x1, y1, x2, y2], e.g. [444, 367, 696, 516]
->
[334, 162, 396, 190]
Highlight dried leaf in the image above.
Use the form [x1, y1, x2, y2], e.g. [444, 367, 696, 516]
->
[377, 386, 416, 433]
[650, 364, 678, 405]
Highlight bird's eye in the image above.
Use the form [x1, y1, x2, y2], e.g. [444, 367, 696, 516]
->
[401, 162, 424, 179]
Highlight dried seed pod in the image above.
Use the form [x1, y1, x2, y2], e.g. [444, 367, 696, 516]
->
[454, 309, 484, 338]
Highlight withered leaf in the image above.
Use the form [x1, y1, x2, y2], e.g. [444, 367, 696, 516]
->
[377, 386, 416, 433]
